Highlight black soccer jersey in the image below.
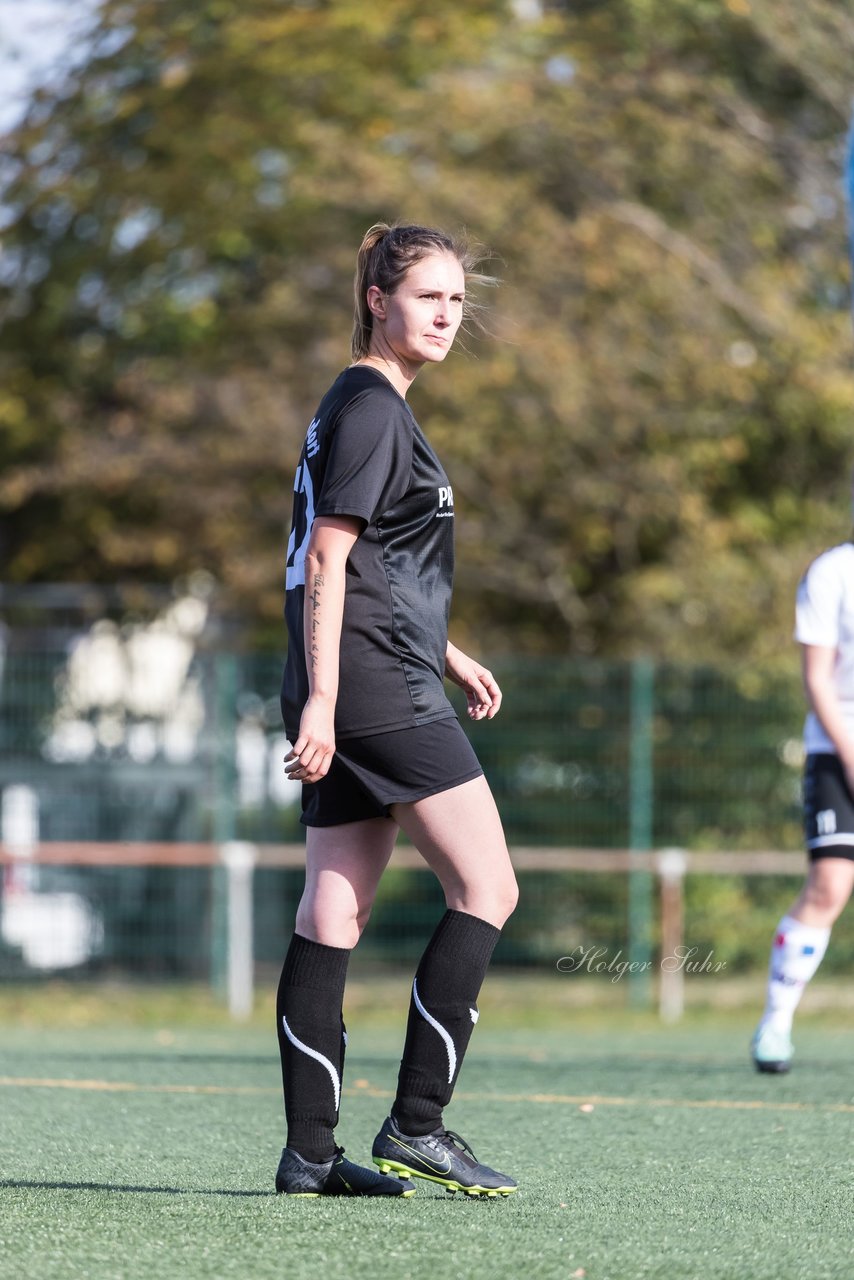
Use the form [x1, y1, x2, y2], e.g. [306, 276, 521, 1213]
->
[281, 366, 457, 739]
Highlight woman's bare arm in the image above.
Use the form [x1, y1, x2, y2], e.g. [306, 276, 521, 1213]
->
[285, 516, 361, 783]
[445, 640, 502, 721]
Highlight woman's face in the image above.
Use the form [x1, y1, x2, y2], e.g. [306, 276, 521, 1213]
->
[368, 251, 466, 366]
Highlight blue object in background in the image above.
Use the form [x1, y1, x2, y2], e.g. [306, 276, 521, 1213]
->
[846, 108, 854, 319]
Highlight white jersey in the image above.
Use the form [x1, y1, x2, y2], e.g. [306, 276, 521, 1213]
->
[795, 542, 854, 755]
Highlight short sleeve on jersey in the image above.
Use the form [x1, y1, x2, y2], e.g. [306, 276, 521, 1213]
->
[795, 550, 845, 647]
[315, 388, 413, 525]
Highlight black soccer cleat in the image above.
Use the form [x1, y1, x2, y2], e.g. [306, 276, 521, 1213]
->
[372, 1115, 517, 1198]
[276, 1145, 416, 1197]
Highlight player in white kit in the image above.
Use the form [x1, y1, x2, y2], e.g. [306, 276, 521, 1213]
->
[752, 538, 854, 1071]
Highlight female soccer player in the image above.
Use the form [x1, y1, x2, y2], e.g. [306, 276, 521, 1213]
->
[274, 223, 519, 1196]
[752, 514, 854, 1072]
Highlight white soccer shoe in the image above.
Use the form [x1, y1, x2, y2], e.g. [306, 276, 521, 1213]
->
[751, 1024, 793, 1074]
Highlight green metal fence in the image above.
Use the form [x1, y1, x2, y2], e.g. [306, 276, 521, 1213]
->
[0, 642, 815, 983]
[0, 646, 808, 847]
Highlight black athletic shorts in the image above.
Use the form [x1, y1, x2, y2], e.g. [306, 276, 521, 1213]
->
[804, 753, 854, 862]
[299, 716, 484, 827]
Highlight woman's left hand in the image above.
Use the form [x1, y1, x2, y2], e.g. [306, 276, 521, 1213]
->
[445, 642, 502, 721]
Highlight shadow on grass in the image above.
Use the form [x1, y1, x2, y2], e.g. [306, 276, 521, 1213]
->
[2, 1178, 492, 1203]
[0, 1178, 274, 1197]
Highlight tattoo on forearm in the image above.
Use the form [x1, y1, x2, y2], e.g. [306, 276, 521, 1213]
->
[308, 573, 324, 671]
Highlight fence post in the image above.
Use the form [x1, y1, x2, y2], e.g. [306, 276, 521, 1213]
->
[0, 787, 39, 971]
[657, 847, 687, 1022]
[628, 656, 655, 1007]
[220, 841, 257, 1020]
[210, 653, 239, 995]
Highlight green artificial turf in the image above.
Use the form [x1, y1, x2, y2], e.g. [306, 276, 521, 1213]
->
[1, 1004, 853, 1280]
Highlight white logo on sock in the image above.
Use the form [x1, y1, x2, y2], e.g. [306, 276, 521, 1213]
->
[469, 1008, 479, 1024]
[412, 978, 457, 1085]
[281, 1015, 341, 1111]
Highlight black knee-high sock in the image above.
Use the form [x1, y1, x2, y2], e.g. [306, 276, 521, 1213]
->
[393, 909, 500, 1136]
[276, 933, 350, 1163]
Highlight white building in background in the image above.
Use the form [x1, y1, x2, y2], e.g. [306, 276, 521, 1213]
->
[46, 596, 209, 765]
[1, 783, 102, 968]
[2, 591, 301, 974]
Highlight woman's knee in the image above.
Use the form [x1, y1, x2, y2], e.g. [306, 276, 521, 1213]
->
[450, 871, 519, 929]
[295, 896, 366, 949]
[799, 882, 849, 920]
[501, 874, 520, 922]
[796, 864, 854, 921]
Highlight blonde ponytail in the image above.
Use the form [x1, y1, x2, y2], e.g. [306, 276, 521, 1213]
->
[351, 224, 392, 361]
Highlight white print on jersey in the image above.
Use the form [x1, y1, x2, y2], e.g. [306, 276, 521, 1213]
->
[305, 417, 320, 459]
[816, 808, 837, 836]
[286, 437, 317, 586]
[436, 485, 454, 518]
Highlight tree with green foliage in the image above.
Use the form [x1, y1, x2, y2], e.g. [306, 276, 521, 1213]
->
[1, 0, 853, 662]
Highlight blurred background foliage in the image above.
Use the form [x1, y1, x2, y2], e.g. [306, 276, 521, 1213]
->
[1, 0, 854, 661]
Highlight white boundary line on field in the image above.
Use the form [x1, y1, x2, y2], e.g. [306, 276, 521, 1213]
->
[1, 1076, 852, 1113]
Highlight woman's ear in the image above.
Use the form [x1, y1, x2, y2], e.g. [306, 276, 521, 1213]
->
[366, 285, 386, 320]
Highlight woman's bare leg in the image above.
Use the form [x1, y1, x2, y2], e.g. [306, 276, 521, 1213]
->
[754, 858, 854, 1070]
[789, 857, 854, 928]
[277, 817, 398, 1169]
[373, 775, 519, 1191]
[296, 817, 399, 947]
[392, 775, 518, 926]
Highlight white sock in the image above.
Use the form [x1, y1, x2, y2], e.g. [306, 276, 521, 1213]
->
[759, 915, 830, 1035]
